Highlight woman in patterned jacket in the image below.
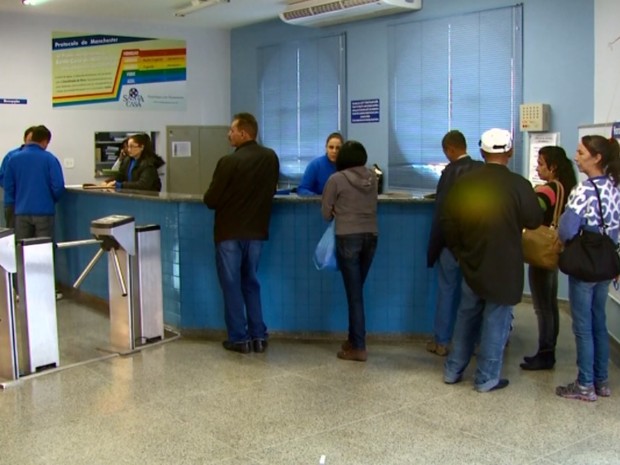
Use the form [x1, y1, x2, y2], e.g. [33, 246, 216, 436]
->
[556, 135, 620, 401]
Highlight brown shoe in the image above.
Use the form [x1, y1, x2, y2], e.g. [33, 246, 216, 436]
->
[426, 340, 449, 356]
[341, 340, 352, 351]
[337, 348, 367, 362]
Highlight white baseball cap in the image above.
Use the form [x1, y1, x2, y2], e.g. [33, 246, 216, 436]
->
[479, 128, 512, 154]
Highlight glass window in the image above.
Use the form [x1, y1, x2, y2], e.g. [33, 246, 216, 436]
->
[388, 5, 523, 190]
[258, 34, 346, 184]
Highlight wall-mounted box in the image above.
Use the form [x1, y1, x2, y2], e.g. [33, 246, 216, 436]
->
[520, 103, 550, 132]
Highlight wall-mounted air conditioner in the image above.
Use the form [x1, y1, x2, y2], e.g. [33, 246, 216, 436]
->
[280, 0, 422, 27]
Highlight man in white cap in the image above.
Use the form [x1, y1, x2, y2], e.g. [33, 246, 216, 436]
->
[441, 128, 542, 392]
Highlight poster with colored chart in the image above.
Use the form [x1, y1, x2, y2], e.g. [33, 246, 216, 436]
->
[52, 32, 186, 110]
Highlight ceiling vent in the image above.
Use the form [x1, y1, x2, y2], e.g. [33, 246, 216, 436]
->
[280, 0, 421, 27]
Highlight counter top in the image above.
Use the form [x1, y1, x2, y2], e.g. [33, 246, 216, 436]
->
[65, 186, 434, 203]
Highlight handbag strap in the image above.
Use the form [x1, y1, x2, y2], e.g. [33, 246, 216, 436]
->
[588, 179, 610, 235]
[549, 180, 564, 228]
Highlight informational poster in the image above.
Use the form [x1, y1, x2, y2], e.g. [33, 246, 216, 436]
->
[172, 141, 191, 158]
[351, 99, 380, 123]
[527, 132, 559, 184]
[52, 32, 186, 110]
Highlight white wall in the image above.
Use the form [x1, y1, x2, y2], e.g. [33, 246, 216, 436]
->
[0, 12, 231, 185]
[595, 0, 620, 342]
[595, 0, 620, 123]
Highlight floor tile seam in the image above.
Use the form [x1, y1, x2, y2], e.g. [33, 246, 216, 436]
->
[453, 428, 544, 461]
[453, 411, 614, 462]
[233, 452, 270, 465]
[240, 408, 411, 460]
[281, 371, 421, 411]
[527, 437, 600, 465]
[161, 370, 312, 401]
[289, 368, 463, 410]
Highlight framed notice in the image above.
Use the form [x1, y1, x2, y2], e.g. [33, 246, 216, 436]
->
[351, 99, 380, 123]
[52, 32, 186, 110]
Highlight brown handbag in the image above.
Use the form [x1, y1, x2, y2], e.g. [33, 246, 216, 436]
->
[522, 180, 565, 270]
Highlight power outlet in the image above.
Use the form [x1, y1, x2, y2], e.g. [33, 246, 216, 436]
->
[63, 158, 75, 169]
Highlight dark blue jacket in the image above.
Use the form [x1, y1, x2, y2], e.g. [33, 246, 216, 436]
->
[4, 143, 65, 215]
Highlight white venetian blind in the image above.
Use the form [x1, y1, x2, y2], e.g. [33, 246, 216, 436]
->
[388, 5, 523, 189]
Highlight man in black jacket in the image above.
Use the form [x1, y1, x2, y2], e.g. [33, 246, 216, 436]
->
[441, 128, 542, 392]
[204, 113, 280, 354]
[426, 130, 483, 356]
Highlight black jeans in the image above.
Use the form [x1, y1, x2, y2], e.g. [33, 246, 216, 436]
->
[528, 265, 559, 352]
[336, 233, 378, 350]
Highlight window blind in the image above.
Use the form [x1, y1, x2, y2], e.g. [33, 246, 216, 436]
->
[258, 34, 346, 183]
[388, 5, 523, 189]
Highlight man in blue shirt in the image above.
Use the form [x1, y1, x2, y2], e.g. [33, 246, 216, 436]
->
[0, 126, 36, 227]
[4, 125, 65, 242]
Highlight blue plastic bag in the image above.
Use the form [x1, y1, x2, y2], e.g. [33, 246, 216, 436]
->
[313, 221, 339, 271]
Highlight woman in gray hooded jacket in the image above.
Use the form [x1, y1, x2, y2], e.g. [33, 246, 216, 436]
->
[321, 140, 378, 362]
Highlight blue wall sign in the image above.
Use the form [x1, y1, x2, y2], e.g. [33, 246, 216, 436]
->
[612, 121, 620, 139]
[351, 99, 379, 123]
[0, 98, 27, 105]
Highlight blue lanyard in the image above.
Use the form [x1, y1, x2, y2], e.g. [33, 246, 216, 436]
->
[127, 158, 137, 182]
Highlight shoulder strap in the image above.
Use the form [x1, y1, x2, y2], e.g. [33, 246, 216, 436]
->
[589, 179, 610, 235]
[549, 180, 564, 227]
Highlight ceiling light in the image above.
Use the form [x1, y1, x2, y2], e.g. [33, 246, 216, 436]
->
[174, 0, 229, 17]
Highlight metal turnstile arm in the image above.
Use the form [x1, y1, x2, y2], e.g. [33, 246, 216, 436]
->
[72, 248, 105, 289]
[110, 249, 128, 297]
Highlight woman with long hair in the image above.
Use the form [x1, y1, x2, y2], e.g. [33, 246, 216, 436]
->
[556, 135, 620, 401]
[521, 146, 577, 370]
[104, 133, 165, 192]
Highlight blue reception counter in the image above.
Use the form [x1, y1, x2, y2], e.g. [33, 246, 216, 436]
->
[56, 188, 437, 337]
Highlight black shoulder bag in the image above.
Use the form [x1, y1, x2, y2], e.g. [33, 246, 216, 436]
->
[558, 180, 620, 282]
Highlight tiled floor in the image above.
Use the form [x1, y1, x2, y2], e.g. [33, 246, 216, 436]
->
[1, 300, 619, 465]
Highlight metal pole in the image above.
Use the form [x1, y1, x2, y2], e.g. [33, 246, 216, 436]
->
[110, 249, 128, 296]
[72, 248, 105, 289]
[57, 239, 102, 249]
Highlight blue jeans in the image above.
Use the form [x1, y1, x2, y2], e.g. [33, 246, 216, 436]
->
[336, 233, 378, 350]
[444, 281, 513, 392]
[568, 277, 610, 387]
[528, 265, 559, 352]
[215, 240, 267, 343]
[433, 248, 462, 345]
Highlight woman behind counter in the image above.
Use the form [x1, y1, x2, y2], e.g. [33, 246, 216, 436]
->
[103, 133, 165, 192]
[297, 132, 343, 196]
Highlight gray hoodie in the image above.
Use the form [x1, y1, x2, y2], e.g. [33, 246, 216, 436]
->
[321, 166, 378, 235]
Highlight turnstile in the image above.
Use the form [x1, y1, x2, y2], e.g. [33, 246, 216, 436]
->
[16, 237, 59, 374]
[132, 225, 164, 346]
[77, 215, 164, 353]
[0, 232, 59, 383]
[0, 228, 17, 381]
[0, 214, 166, 385]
